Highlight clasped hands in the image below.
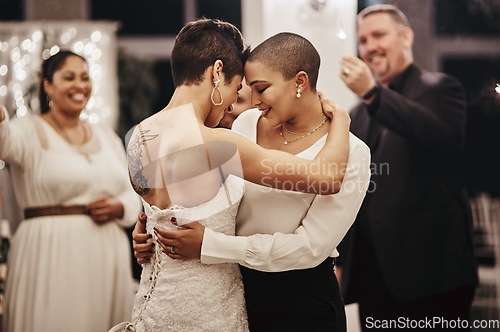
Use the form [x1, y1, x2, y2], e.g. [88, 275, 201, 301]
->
[132, 212, 205, 264]
[87, 197, 124, 225]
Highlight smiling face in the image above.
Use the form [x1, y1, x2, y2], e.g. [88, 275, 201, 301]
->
[357, 12, 413, 86]
[244, 61, 297, 127]
[44, 55, 92, 115]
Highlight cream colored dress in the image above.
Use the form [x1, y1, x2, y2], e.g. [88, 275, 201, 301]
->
[131, 176, 248, 331]
[0, 113, 142, 332]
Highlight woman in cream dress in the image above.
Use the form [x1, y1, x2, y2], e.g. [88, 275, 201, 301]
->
[0, 51, 141, 332]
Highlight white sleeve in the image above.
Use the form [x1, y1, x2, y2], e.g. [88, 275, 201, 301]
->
[0, 111, 37, 167]
[101, 125, 142, 228]
[115, 180, 143, 228]
[201, 136, 371, 272]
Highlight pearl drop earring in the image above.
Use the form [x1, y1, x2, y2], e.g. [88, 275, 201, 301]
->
[296, 88, 301, 98]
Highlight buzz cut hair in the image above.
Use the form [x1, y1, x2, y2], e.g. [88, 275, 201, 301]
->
[247, 32, 320, 91]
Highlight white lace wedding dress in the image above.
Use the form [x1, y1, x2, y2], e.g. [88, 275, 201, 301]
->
[131, 175, 249, 331]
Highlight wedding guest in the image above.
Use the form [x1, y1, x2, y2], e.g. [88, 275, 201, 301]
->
[336, 4, 477, 330]
[0, 51, 142, 332]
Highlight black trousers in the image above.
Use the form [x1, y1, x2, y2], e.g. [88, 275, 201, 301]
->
[240, 258, 346, 332]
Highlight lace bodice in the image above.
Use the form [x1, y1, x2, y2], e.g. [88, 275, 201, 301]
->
[131, 175, 248, 331]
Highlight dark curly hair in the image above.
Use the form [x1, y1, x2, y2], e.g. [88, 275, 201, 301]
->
[39, 50, 87, 114]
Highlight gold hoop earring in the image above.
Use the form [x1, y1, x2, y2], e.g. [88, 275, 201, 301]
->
[47, 96, 54, 108]
[211, 79, 223, 106]
[296, 88, 301, 99]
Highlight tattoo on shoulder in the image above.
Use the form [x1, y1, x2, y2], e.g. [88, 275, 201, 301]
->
[128, 129, 159, 196]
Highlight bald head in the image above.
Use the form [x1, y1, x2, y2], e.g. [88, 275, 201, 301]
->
[247, 32, 320, 91]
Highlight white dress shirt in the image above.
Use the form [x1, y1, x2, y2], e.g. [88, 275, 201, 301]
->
[201, 109, 371, 272]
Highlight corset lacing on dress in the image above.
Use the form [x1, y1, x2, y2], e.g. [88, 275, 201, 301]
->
[133, 238, 163, 330]
[109, 237, 163, 332]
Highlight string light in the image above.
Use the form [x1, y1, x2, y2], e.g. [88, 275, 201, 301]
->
[0, 22, 118, 126]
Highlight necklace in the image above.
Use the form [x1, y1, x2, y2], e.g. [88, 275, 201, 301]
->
[49, 111, 88, 146]
[280, 116, 328, 145]
[48, 111, 91, 162]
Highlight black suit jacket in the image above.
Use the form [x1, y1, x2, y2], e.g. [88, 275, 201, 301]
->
[339, 64, 478, 302]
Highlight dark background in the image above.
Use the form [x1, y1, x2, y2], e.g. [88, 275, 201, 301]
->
[2, 0, 499, 195]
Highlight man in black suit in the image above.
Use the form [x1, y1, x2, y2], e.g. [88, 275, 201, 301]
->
[337, 4, 478, 330]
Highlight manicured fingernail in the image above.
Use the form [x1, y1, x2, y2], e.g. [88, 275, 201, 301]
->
[170, 217, 176, 222]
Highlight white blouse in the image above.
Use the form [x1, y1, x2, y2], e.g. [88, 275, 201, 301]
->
[201, 109, 371, 272]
